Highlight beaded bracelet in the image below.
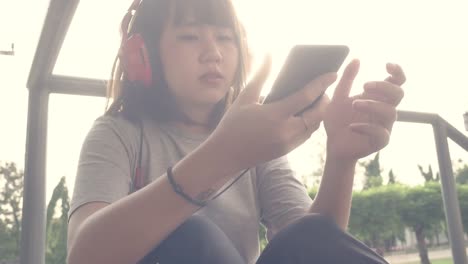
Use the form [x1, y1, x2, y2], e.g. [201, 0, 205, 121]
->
[167, 166, 207, 207]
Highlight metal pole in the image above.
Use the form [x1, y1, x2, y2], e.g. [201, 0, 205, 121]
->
[433, 121, 467, 264]
[21, 0, 79, 261]
[20, 88, 49, 264]
[464, 112, 468, 131]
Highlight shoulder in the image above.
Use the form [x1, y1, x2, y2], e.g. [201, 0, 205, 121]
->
[257, 155, 292, 173]
[85, 114, 171, 153]
[91, 114, 139, 133]
[80, 114, 144, 155]
[86, 114, 146, 142]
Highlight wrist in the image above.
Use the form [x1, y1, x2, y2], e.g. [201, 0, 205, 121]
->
[325, 149, 358, 168]
[170, 142, 237, 204]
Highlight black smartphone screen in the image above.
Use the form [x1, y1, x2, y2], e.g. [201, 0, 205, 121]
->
[263, 45, 349, 107]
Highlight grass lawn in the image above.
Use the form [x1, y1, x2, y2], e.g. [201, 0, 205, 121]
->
[407, 258, 452, 264]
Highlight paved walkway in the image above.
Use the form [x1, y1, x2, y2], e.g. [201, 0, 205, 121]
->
[384, 247, 468, 263]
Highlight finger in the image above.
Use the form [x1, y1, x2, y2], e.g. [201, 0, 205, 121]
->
[236, 55, 272, 105]
[283, 95, 328, 140]
[332, 59, 360, 100]
[294, 95, 330, 135]
[349, 123, 390, 150]
[289, 115, 320, 139]
[286, 118, 316, 150]
[363, 81, 405, 106]
[273, 73, 337, 117]
[353, 100, 397, 130]
[300, 94, 330, 125]
[385, 63, 406, 86]
[295, 89, 331, 116]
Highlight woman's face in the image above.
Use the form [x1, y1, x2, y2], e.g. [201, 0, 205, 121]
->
[159, 18, 239, 109]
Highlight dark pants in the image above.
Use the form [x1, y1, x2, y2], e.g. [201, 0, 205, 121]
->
[138, 214, 388, 264]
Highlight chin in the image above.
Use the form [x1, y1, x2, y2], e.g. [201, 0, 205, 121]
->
[199, 89, 229, 104]
[200, 96, 227, 107]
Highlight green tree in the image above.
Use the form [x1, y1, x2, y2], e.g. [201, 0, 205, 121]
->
[348, 185, 406, 250]
[455, 164, 468, 185]
[416, 165, 444, 247]
[0, 162, 71, 263]
[308, 188, 318, 200]
[360, 152, 383, 190]
[456, 185, 468, 235]
[418, 164, 440, 183]
[46, 176, 70, 264]
[0, 220, 18, 262]
[259, 224, 268, 251]
[0, 162, 23, 261]
[388, 169, 396, 185]
[400, 183, 444, 264]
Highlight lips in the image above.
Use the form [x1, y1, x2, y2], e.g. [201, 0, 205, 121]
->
[199, 71, 224, 84]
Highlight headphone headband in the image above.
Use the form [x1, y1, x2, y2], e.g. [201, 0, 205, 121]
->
[120, 0, 141, 46]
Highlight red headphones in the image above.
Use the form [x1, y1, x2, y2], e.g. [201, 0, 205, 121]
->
[119, 0, 153, 88]
[119, 0, 152, 191]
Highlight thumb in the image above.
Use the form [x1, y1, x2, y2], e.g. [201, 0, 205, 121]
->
[236, 55, 272, 105]
[332, 59, 360, 100]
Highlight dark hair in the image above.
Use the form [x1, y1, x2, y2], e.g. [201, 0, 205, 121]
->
[106, 0, 248, 128]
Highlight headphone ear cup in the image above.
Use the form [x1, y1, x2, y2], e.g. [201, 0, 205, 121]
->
[121, 34, 153, 88]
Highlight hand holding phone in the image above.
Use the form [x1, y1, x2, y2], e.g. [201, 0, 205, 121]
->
[263, 45, 349, 115]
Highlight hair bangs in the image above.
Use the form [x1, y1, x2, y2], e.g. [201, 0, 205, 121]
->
[171, 0, 237, 29]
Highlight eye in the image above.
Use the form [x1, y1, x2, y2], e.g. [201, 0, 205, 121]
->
[217, 33, 234, 42]
[177, 33, 199, 41]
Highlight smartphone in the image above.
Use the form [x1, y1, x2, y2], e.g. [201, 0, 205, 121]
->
[263, 45, 349, 114]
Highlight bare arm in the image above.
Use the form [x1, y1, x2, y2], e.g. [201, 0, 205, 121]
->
[67, 139, 238, 264]
[308, 156, 356, 230]
[310, 60, 405, 230]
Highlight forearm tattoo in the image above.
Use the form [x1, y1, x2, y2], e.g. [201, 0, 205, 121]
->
[196, 188, 217, 202]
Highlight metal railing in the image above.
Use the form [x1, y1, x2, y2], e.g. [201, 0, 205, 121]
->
[464, 112, 468, 131]
[398, 110, 468, 264]
[0, 43, 15, 56]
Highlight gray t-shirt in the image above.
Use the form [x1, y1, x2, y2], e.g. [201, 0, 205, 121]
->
[70, 114, 313, 263]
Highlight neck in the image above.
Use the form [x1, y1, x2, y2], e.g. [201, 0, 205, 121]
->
[171, 103, 217, 135]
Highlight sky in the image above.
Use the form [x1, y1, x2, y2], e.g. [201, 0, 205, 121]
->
[0, 0, 467, 202]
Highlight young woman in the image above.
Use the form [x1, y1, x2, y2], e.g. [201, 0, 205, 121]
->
[67, 0, 406, 263]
